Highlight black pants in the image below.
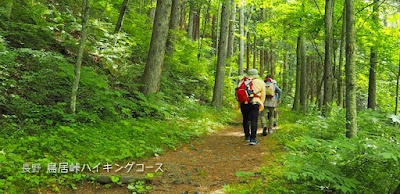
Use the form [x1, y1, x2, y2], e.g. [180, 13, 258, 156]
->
[240, 103, 260, 140]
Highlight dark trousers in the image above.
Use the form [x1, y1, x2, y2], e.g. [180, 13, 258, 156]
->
[240, 103, 260, 140]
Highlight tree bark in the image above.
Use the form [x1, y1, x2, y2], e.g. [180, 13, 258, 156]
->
[238, 3, 245, 76]
[179, 0, 186, 30]
[368, 1, 379, 110]
[338, 5, 346, 107]
[310, 58, 315, 103]
[212, 14, 217, 48]
[141, 0, 172, 96]
[114, 0, 130, 34]
[345, 0, 357, 138]
[299, 34, 307, 110]
[149, 0, 157, 22]
[70, 0, 90, 114]
[260, 48, 264, 78]
[269, 37, 274, 77]
[188, 3, 194, 39]
[253, 34, 257, 69]
[395, 55, 400, 115]
[166, 0, 181, 55]
[293, 36, 301, 111]
[227, 2, 236, 59]
[211, 0, 230, 107]
[323, 0, 334, 116]
[246, 33, 250, 73]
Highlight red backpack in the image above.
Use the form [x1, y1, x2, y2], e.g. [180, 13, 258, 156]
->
[235, 78, 259, 103]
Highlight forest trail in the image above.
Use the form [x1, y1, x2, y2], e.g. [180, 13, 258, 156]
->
[67, 118, 280, 194]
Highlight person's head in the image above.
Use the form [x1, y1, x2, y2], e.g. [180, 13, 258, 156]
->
[266, 74, 273, 79]
[246, 69, 259, 78]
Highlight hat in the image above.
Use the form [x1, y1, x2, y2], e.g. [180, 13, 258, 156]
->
[246, 69, 259, 78]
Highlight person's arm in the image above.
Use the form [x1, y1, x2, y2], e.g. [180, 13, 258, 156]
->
[275, 84, 282, 98]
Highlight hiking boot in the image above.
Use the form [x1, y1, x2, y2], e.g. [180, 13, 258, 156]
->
[262, 126, 267, 136]
[273, 121, 277, 127]
[249, 139, 259, 145]
[245, 136, 250, 142]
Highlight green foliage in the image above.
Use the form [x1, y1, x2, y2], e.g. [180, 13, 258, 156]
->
[127, 181, 152, 194]
[229, 106, 400, 193]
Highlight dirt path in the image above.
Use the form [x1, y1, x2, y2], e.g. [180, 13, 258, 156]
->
[67, 124, 277, 194]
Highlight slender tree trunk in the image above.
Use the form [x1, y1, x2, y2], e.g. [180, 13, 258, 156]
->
[166, 0, 181, 55]
[246, 33, 250, 73]
[299, 34, 307, 110]
[215, 1, 221, 54]
[269, 37, 274, 77]
[149, 0, 157, 22]
[338, 5, 346, 107]
[310, 58, 315, 103]
[395, 55, 400, 115]
[70, 0, 90, 114]
[265, 48, 269, 75]
[345, 0, 357, 138]
[316, 61, 324, 110]
[293, 36, 301, 111]
[253, 34, 257, 69]
[180, 0, 186, 30]
[141, 0, 172, 96]
[368, 1, 379, 110]
[323, 0, 334, 116]
[212, 14, 217, 47]
[260, 47, 264, 78]
[283, 53, 288, 94]
[114, 0, 130, 34]
[227, 2, 236, 59]
[188, 3, 194, 40]
[100, 0, 109, 21]
[238, 3, 244, 76]
[212, 0, 230, 107]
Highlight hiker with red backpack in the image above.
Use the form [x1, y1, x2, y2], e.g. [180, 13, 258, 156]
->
[235, 69, 266, 145]
[261, 74, 282, 136]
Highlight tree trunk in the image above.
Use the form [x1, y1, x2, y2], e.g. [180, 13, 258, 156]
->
[323, 0, 334, 116]
[396, 55, 400, 115]
[345, 0, 357, 138]
[293, 36, 301, 111]
[246, 33, 250, 73]
[238, 3, 244, 76]
[149, 0, 157, 22]
[269, 37, 274, 77]
[253, 34, 257, 69]
[188, 3, 194, 40]
[215, 1, 221, 54]
[299, 34, 307, 110]
[227, 2, 236, 59]
[141, 0, 172, 96]
[166, 0, 181, 55]
[211, 0, 230, 107]
[212, 14, 217, 48]
[70, 0, 90, 114]
[338, 5, 346, 107]
[368, 1, 379, 110]
[114, 0, 130, 34]
[310, 58, 315, 103]
[260, 48, 264, 78]
[283, 54, 288, 94]
[179, 0, 186, 30]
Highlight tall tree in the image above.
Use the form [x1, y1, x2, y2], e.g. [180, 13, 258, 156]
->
[396, 55, 400, 115]
[114, 0, 130, 34]
[212, 0, 231, 107]
[227, 2, 236, 59]
[70, 0, 91, 114]
[141, 0, 172, 96]
[323, 0, 335, 116]
[368, 0, 379, 110]
[149, 0, 157, 22]
[246, 33, 250, 73]
[238, 3, 245, 76]
[299, 34, 307, 109]
[188, 2, 194, 39]
[253, 34, 257, 69]
[345, 0, 357, 138]
[166, 0, 181, 55]
[337, 5, 346, 107]
[293, 36, 301, 111]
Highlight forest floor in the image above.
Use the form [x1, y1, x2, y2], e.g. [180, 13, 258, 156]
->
[59, 117, 280, 194]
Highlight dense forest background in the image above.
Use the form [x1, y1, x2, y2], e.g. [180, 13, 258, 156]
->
[1, 0, 400, 193]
